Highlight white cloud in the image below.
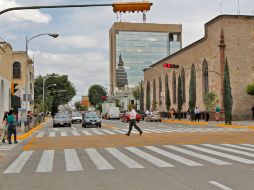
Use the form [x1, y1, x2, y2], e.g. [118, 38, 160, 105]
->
[53, 35, 100, 49]
[0, 0, 51, 23]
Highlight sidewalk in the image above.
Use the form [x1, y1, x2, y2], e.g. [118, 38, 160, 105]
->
[162, 119, 254, 129]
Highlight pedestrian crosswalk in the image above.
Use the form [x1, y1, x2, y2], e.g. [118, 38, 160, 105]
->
[35, 127, 249, 137]
[3, 143, 254, 174]
[0, 142, 20, 151]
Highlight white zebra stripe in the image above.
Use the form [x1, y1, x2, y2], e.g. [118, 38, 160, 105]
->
[64, 149, 83, 171]
[222, 144, 254, 152]
[241, 144, 254, 148]
[81, 130, 92, 136]
[61, 132, 68, 136]
[90, 129, 104, 135]
[99, 129, 116, 135]
[85, 148, 114, 170]
[125, 147, 173, 167]
[71, 131, 80, 136]
[36, 131, 45, 138]
[165, 145, 231, 165]
[49, 132, 56, 137]
[184, 145, 254, 164]
[105, 148, 144, 168]
[36, 150, 55, 172]
[145, 146, 202, 166]
[4, 151, 33, 174]
[113, 129, 126, 134]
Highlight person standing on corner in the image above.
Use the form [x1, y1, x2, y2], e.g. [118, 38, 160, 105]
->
[252, 105, 254, 120]
[215, 105, 221, 122]
[1, 111, 8, 143]
[7, 110, 18, 144]
[125, 106, 143, 136]
[194, 107, 200, 122]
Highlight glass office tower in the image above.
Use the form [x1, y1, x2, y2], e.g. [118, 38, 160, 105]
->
[109, 22, 182, 93]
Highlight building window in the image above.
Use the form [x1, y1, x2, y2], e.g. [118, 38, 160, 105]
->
[181, 68, 186, 103]
[153, 78, 156, 102]
[172, 71, 176, 104]
[202, 59, 209, 101]
[159, 76, 162, 105]
[13, 62, 21, 79]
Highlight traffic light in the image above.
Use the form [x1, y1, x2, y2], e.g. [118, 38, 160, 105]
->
[11, 83, 18, 95]
[112, 1, 153, 13]
[163, 63, 179, 69]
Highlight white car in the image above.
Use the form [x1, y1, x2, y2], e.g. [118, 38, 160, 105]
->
[107, 107, 120, 120]
[71, 112, 82, 123]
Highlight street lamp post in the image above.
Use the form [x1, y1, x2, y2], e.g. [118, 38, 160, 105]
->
[24, 33, 59, 113]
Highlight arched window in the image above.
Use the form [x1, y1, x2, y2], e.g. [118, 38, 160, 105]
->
[181, 68, 186, 103]
[165, 74, 171, 111]
[159, 77, 162, 105]
[172, 71, 176, 104]
[202, 59, 209, 101]
[146, 81, 150, 110]
[153, 78, 156, 102]
[13, 62, 21, 79]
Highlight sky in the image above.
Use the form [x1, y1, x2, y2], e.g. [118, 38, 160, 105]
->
[1, 0, 253, 101]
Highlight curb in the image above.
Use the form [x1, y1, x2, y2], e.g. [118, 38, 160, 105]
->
[162, 119, 208, 126]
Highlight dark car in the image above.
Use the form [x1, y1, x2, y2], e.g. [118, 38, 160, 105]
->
[82, 112, 101, 128]
[137, 110, 145, 120]
[53, 113, 72, 127]
[120, 112, 141, 123]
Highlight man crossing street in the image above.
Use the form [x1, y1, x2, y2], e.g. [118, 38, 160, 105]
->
[125, 106, 143, 136]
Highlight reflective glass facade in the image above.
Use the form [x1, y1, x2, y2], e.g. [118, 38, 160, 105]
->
[115, 31, 181, 86]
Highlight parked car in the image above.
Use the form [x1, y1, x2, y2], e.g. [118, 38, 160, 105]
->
[82, 112, 101, 128]
[145, 112, 162, 122]
[120, 111, 141, 123]
[107, 107, 120, 120]
[53, 113, 72, 127]
[71, 112, 82, 123]
[137, 110, 145, 120]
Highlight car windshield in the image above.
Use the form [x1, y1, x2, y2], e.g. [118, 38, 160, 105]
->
[85, 113, 99, 119]
[55, 113, 69, 118]
[72, 112, 82, 117]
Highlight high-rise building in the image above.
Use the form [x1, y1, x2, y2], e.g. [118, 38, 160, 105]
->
[109, 22, 182, 94]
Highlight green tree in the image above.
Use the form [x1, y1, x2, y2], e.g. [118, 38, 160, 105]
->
[223, 58, 233, 125]
[246, 83, 254, 96]
[34, 74, 76, 115]
[165, 75, 171, 111]
[146, 81, 150, 110]
[74, 101, 81, 110]
[177, 75, 183, 120]
[132, 85, 141, 109]
[204, 92, 219, 112]
[88, 84, 107, 110]
[188, 65, 196, 120]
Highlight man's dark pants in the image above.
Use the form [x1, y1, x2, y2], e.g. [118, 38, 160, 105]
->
[8, 127, 17, 143]
[127, 119, 142, 135]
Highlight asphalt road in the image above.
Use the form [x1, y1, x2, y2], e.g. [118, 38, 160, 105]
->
[0, 119, 254, 190]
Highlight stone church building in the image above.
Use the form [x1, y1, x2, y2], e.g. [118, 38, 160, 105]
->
[144, 15, 254, 120]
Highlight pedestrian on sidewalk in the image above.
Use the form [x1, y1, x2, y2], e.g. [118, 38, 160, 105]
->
[194, 107, 200, 122]
[7, 110, 18, 144]
[252, 105, 254, 120]
[215, 105, 221, 122]
[125, 106, 143, 136]
[205, 108, 210, 121]
[170, 108, 176, 120]
[186, 108, 191, 120]
[1, 112, 8, 143]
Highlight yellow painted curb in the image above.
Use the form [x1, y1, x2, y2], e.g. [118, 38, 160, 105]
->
[162, 119, 208, 126]
[216, 123, 254, 130]
[16, 123, 43, 140]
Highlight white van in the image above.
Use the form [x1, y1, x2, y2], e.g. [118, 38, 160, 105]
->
[107, 107, 120, 120]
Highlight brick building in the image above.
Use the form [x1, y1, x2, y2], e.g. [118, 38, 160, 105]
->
[144, 15, 254, 120]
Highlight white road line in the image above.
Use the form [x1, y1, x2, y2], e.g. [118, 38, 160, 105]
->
[49, 132, 56, 137]
[121, 129, 138, 134]
[36, 150, 55, 172]
[85, 148, 114, 170]
[165, 145, 231, 165]
[113, 129, 126, 134]
[141, 129, 151, 133]
[100, 129, 116, 135]
[105, 148, 144, 168]
[145, 146, 202, 166]
[184, 145, 254, 164]
[241, 144, 254, 148]
[0, 148, 12, 150]
[222, 144, 254, 152]
[144, 129, 163, 133]
[71, 126, 78, 131]
[36, 131, 45, 138]
[203, 144, 254, 158]
[81, 130, 92, 136]
[4, 151, 33, 174]
[64, 149, 83, 171]
[125, 147, 174, 168]
[71, 131, 80, 136]
[209, 181, 233, 190]
[90, 129, 104, 135]
[61, 131, 68, 136]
